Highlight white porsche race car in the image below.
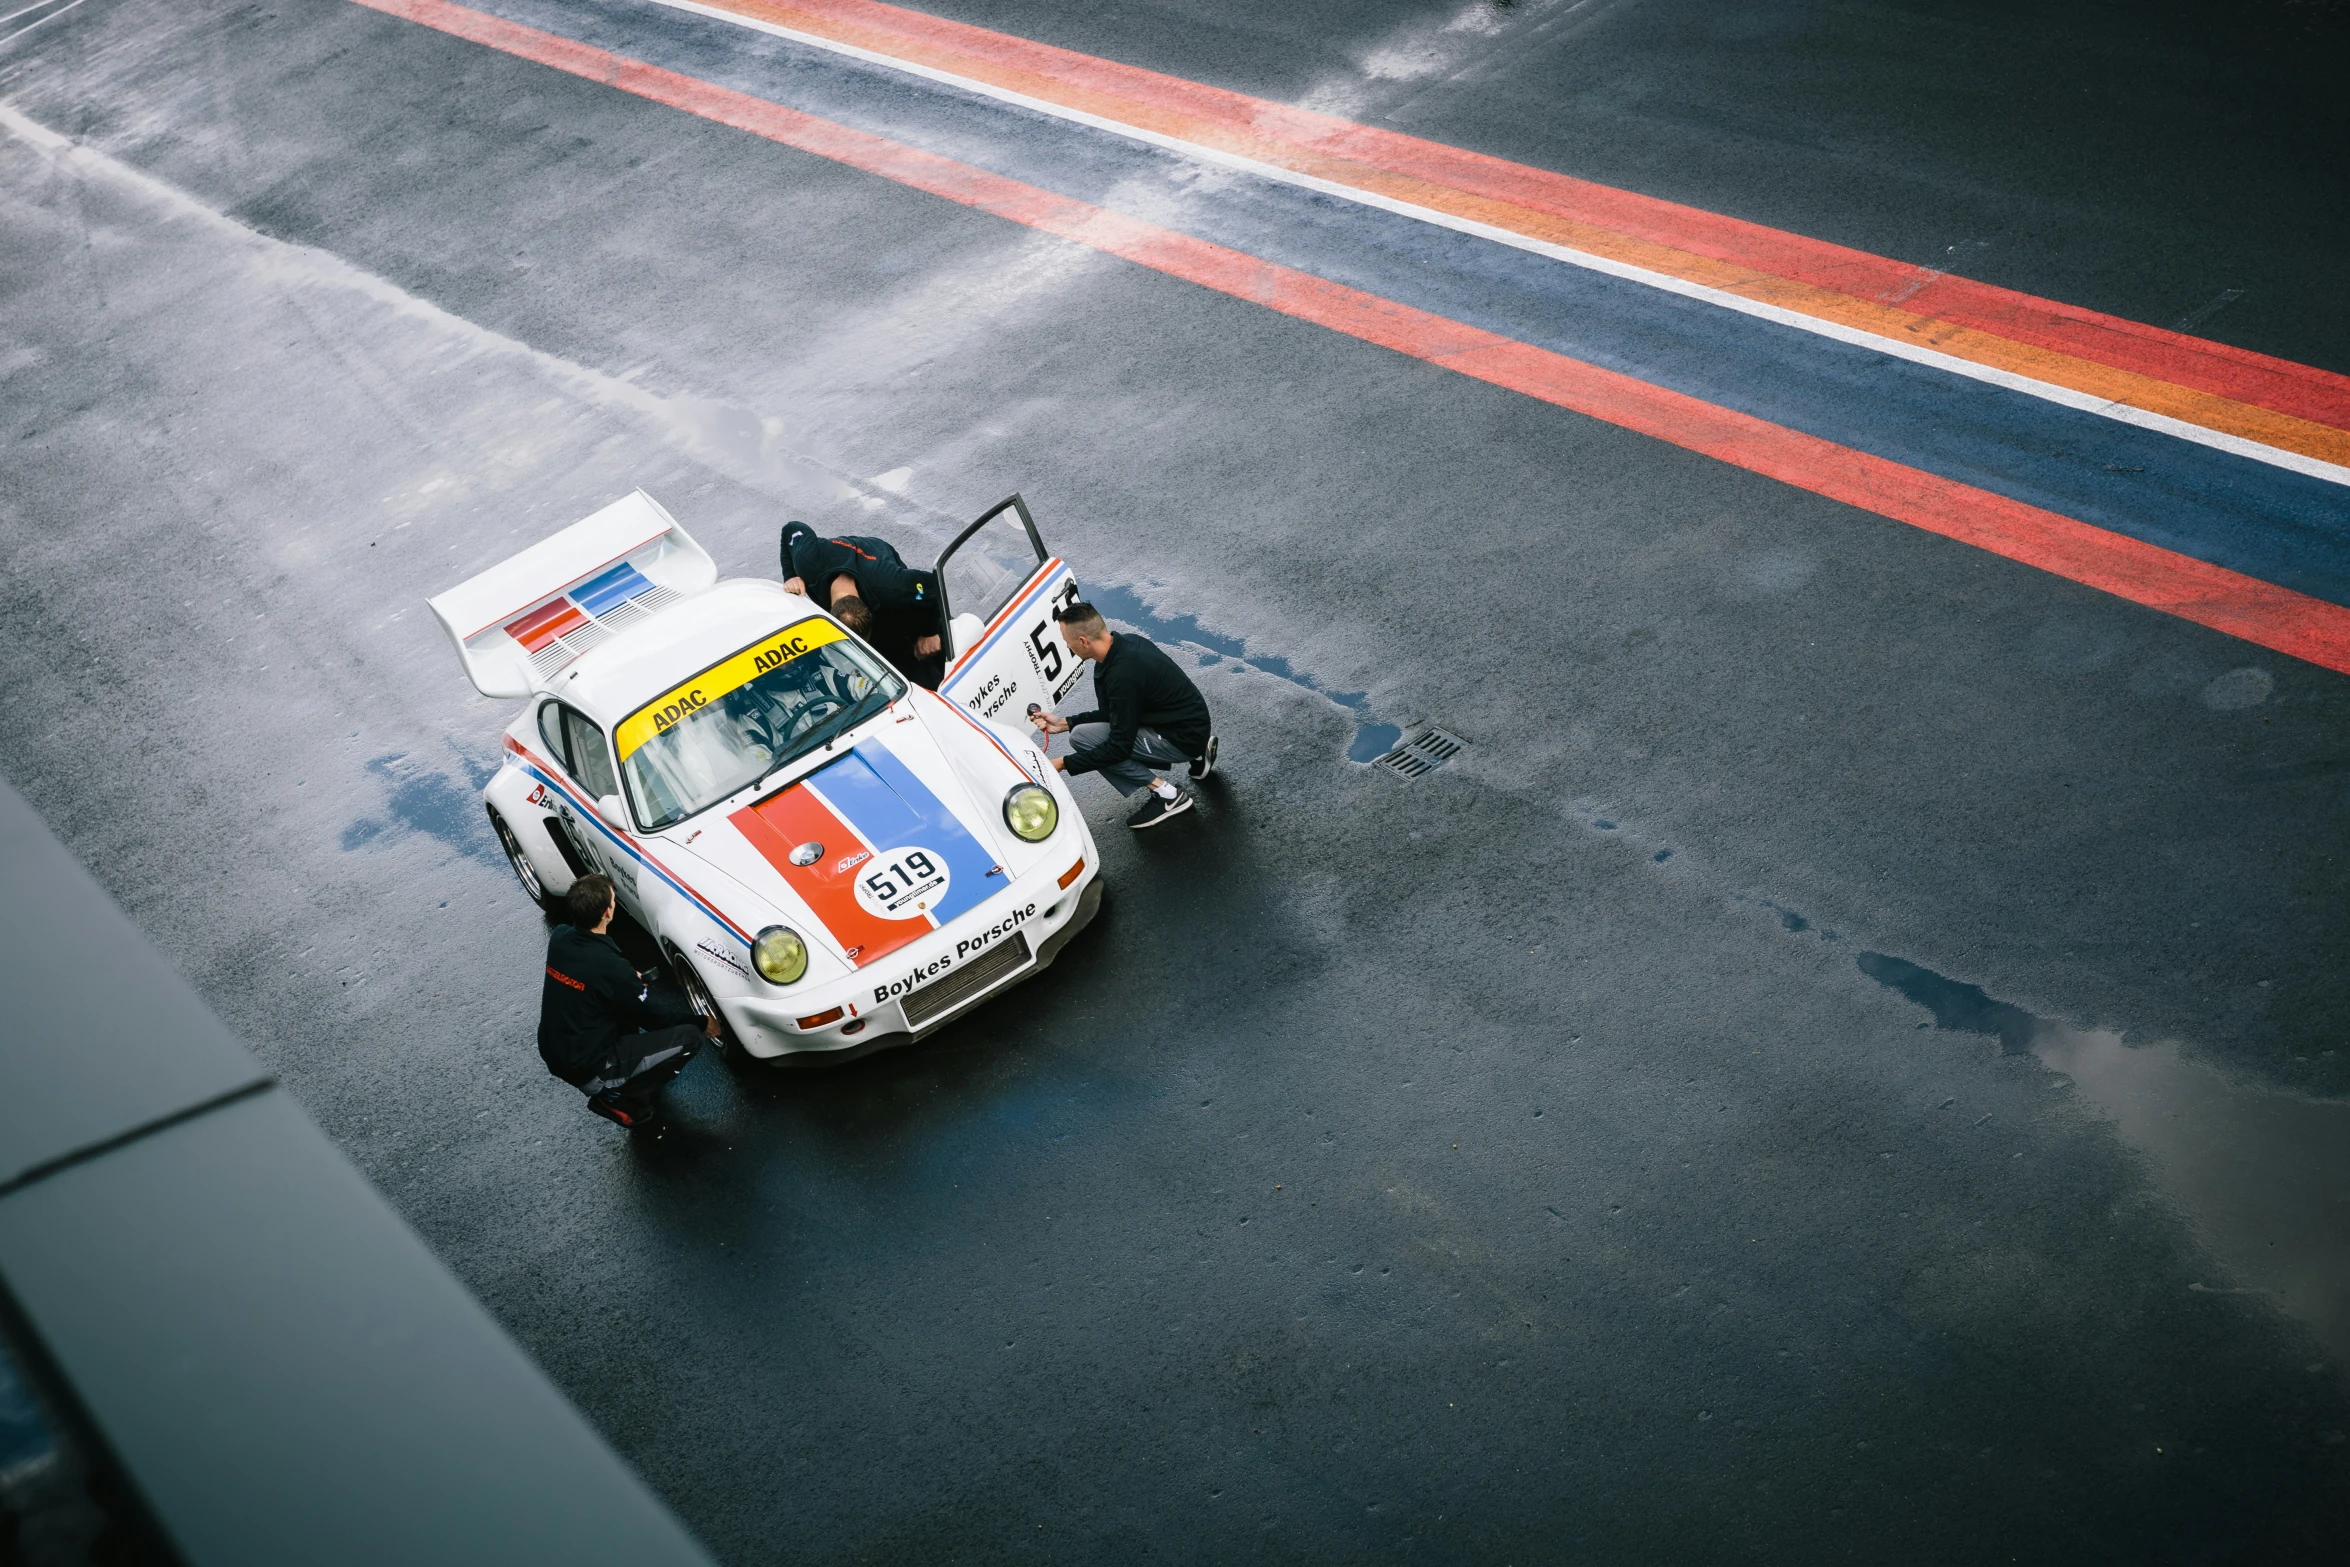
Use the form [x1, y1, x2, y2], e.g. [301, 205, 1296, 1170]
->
[428, 490, 1102, 1064]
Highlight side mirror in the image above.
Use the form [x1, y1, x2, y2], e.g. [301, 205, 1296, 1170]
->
[946, 612, 985, 662]
[595, 794, 630, 833]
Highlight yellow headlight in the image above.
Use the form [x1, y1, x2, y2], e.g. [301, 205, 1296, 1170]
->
[1003, 783, 1058, 843]
[753, 925, 808, 985]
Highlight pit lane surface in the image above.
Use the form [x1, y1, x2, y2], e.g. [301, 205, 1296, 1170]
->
[3, 1, 2348, 1561]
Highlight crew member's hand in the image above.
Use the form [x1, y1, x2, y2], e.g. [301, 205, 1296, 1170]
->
[782, 576, 806, 596]
[703, 1010, 722, 1039]
[914, 633, 942, 657]
[1052, 755, 1068, 772]
[1029, 710, 1069, 735]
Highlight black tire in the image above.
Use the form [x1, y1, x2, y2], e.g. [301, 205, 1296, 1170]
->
[489, 809, 553, 911]
[668, 945, 753, 1068]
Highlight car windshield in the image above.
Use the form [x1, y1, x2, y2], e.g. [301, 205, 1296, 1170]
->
[615, 616, 902, 830]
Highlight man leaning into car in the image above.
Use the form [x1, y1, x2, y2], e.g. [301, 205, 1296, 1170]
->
[777, 520, 946, 688]
[538, 873, 715, 1134]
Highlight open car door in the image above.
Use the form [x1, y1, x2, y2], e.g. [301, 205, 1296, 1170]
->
[935, 494, 1083, 726]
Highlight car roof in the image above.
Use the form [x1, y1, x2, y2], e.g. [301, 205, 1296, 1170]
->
[546, 578, 842, 723]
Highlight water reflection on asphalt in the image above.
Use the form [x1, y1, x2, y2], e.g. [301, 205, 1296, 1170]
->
[1864, 952, 2350, 1360]
[1081, 582, 1402, 761]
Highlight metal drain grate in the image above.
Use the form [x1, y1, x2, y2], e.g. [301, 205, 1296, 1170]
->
[1374, 726, 1468, 780]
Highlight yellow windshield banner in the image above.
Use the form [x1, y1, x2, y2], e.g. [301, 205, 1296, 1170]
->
[615, 617, 846, 758]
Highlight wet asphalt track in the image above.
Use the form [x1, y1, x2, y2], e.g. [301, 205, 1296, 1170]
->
[3, 1, 2349, 1561]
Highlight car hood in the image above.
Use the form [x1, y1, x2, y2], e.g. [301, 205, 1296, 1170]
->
[660, 695, 1046, 972]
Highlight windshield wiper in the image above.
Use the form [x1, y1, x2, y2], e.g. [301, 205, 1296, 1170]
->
[747, 692, 892, 795]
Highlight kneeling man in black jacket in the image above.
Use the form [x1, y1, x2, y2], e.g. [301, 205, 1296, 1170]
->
[1028, 601, 1217, 830]
[538, 874, 715, 1132]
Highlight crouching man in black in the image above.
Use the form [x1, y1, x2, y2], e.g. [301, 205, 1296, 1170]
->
[538, 873, 715, 1133]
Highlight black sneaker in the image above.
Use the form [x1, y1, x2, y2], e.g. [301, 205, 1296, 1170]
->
[587, 1096, 648, 1131]
[1126, 789, 1195, 829]
[1190, 734, 1218, 780]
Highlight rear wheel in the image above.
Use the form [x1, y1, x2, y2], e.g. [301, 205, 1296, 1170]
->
[669, 945, 753, 1067]
[489, 810, 549, 908]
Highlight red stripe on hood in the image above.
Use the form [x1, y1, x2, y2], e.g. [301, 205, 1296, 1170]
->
[729, 785, 921, 967]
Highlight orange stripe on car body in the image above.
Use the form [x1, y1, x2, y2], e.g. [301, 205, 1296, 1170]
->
[728, 783, 917, 967]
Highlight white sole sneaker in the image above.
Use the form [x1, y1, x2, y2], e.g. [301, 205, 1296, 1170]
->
[1127, 790, 1195, 829]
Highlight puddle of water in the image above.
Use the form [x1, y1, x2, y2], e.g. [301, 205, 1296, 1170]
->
[1081, 583, 1398, 763]
[1861, 952, 2350, 1361]
[341, 752, 499, 862]
[1858, 952, 2036, 1054]
[1738, 892, 1826, 938]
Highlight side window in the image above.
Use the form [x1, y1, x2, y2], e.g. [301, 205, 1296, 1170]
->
[537, 702, 569, 770]
[562, 708, 620, 801]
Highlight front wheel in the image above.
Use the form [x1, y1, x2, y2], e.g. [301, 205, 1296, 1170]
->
[669, 946, 753, 1067]
[489, 809, 550, 909]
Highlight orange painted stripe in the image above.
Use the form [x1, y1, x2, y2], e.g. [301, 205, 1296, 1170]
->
[729, 783, 915, 966]
[505, 596, 587, 651]
[353, 0, 2350, 675]
[692, 0, 2350, 466]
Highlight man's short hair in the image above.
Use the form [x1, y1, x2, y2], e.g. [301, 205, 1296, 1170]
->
[1054, 600, 1107, 637]
[566, 873, 616, 928]
[832, 595, 875, 635]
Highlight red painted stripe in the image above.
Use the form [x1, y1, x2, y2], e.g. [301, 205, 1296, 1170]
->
[729, 783, 918, 966]
[505, 597, 587, 652]
[460, 529, 668, 637]
[741, 0, 2350, 432]
[356, 0, 2350, 676]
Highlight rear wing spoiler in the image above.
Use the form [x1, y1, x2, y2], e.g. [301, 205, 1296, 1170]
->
[426, 491, 717, 699]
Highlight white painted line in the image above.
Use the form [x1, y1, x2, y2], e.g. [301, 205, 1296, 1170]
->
[643, 0, 2350, 490]
[0, 0, 91, 48]
[0, 0, 76, 29]
[0, 99, 893, 517]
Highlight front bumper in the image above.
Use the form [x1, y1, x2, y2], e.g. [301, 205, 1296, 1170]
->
[724, 867, 1102, 1065]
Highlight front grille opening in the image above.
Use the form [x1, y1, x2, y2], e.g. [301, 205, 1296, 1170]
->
[903, 932, 1033, 1027]
[1373, 726, 1468, 781]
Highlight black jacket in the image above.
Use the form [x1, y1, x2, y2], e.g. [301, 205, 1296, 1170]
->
[780, 525, 941, 625]
[1064, 633, 1212, 774]
[538, 925, 699, 1085]
[779, 523, 944, 684]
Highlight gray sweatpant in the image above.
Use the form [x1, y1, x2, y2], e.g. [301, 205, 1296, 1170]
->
[1068, 722, 1188, 796]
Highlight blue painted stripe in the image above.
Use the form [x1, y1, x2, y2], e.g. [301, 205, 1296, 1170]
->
[811, 744, 999, 925]
[572, 560, 656, 617]
[465, 0, 2350, 609]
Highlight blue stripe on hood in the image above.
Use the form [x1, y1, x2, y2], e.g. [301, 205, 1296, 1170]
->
[810, 743, 999, 925]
